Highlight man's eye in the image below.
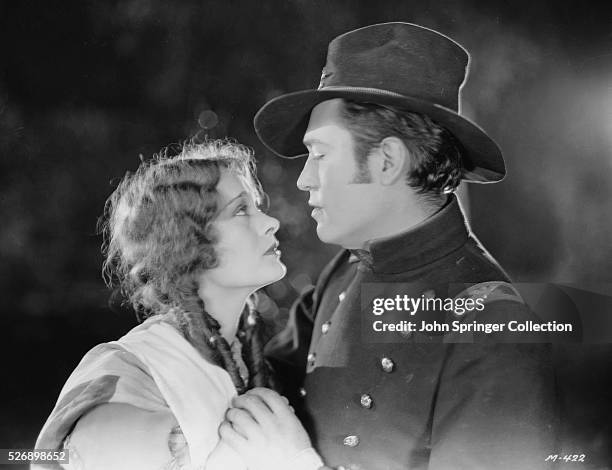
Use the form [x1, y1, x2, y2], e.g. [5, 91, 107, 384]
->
[311, 154, 324, 161]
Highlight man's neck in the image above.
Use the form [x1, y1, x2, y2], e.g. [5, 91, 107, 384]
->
[356, 196, 446, 249]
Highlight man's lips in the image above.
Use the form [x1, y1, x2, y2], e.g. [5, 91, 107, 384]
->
[310, 206, 323, 218]
[309, 202, 323, 218]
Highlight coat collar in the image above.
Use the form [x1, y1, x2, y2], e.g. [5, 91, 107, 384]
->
[351, 195, 470, 274]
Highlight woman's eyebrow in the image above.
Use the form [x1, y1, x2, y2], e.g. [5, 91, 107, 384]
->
[219, 191, 247, 212]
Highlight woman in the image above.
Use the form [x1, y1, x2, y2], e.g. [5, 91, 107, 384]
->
[34, 140, 321, 470]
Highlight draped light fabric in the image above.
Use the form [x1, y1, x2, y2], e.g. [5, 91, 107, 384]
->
[35, 315, 246, 469]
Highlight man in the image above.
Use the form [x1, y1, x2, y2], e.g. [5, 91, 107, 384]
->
[222, 22, 557, 470]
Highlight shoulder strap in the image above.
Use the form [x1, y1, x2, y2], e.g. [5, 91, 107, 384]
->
[443, 282, 525, 343]
[454, 281, 524, 305]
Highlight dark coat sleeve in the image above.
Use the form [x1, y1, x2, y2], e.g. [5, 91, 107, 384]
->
[264, 285, 316, 405]
[428, 300, 559, 470]
[264, 250, 350, 407]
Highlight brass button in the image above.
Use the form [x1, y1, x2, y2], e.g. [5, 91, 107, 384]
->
[338, 291, 346, 302]
[343, 435, 360, 447]
[307, 352, 316, 367]
[360, 393, 373, 409]
[381, 357, 395, 373]
[299, 387, 307, 397]
[321, 321, 331, 334]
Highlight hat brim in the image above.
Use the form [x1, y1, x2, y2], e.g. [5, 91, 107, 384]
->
[254, 88, 505, 183]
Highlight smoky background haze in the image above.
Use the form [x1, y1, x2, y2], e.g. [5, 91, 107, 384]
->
[1, 0, 611, 467]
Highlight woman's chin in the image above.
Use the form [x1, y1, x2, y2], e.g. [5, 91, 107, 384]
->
[260, 260, 287, 287]
[240, 257, 286, 292]
[277, 261, 288, 279]
[270, 260, 287, 282]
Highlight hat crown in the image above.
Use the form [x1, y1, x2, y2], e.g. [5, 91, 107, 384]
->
[253, 22, 505, 183]
[319, 22, 469, 111]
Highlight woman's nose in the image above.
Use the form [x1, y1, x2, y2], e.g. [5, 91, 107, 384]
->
[263, 212, 280, 235]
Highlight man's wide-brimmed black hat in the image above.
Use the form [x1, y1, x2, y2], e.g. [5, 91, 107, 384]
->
[254, 22, 505, 183]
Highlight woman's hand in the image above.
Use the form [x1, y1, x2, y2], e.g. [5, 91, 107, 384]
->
[219, 387, 323, 470]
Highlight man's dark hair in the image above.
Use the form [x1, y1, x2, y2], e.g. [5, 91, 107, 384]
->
[339, 100, 464, 198]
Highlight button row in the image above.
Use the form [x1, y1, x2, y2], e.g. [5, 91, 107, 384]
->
[307, 352, 316, 368]
[306, 354, 396, 373]
[303, 353, 397, 468]
[308, 290, 345, 369]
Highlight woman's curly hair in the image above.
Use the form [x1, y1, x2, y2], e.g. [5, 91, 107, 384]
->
[99, 139, 274, 392]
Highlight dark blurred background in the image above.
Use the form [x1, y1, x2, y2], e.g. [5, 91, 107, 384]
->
[1, 0, 611, 468]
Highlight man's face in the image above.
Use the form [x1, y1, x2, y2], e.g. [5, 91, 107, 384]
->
[297, 99, 384, 249]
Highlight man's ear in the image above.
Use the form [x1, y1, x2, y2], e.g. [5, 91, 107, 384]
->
[377, 137, 410, 185]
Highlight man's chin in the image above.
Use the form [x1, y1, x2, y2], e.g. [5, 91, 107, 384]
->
[315, 225, 346, 247]
[315, 225, 366, 250]
[315, 224, 334, 244]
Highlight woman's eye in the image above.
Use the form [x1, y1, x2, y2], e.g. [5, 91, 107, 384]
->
[235, 204, 249, 216]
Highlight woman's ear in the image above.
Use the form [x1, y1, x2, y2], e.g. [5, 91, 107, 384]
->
[377, 137, 410, 185]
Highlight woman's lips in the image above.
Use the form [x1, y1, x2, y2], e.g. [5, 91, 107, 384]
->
[264, 242, 280, 256]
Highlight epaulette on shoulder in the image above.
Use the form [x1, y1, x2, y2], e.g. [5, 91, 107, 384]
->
[443, 282, 526, 343]
[454, 281, 525, 305]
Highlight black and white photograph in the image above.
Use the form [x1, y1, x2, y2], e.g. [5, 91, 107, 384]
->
[1, 1, 611, 469]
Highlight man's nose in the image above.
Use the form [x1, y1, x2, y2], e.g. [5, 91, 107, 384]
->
[296, 157, 318, 192]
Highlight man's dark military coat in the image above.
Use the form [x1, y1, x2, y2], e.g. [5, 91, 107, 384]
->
[265, 196, 557, 470]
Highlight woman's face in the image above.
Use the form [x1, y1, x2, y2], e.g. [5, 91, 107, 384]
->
[199, 168, 286, 292]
